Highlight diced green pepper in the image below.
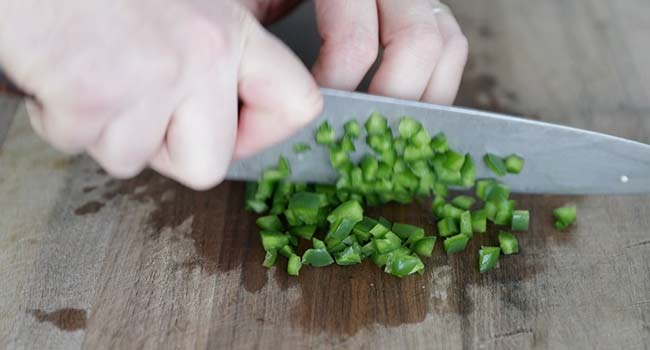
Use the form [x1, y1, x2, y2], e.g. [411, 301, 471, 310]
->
[460, 210, 473, 238]
[344, 120, 361, 139]
[376, 162, 392, 179]
[451, 195, 476, 210]
[444, 234, 469, 255]
[475, 179, 496, 200]
[373, 231, 402, 254]
[498, 231, 519, 255]
[260, 231, 289, 251]
[511, 210, 530, 231]
[412, 236, 436, 257]
[262, 249, 278, 268]
[486, 183, 510, 201]
[484, 153, 507, 176]
[478, 246, 500, 273]
[302, 247, 334, 267]
[471, 209, 487, 233]
[329, 146, 350, 169]
[353, 217, 378, 242]
[392, 223, 425, 241]
[444, 150, 465, 171]
[367, 134, 392, 153]
[433, 182, 448, 198]
[335, 245, 362, 265]
[288, 192, 322, 225]
[315, 121, 335, 145]
[403, 144, 434, 162]
[293, 143, 311, 154]
[289, 225, 317, 240]
[460, 154, 476, 187]
[398, 117, 422, 138]
[441, 204, 464, 219]
[327, 200, 364, 225]
[438, 217, 458, 237]
[365, 112, 388, 135]
[325, 218, 357, 244]
[340, 135, 356, 153]
[430, 132, 449, 153]
[410, 128, 431, 147]
[287, 254, 302, 276]
[372, 246, 410, 267]
[361, 241, 376, 258]
[361, 155, 379, 182]
[279, 245, 295, 258]
[553, 205, 577, 230]
[504, 154, 524, 174]
[256, 215, 284, 232]
[384, 254, 425, 277]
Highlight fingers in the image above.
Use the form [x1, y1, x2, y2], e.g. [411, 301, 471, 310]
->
[369, 0, 443, 101]
[149, 27, 239, 190]
[420, 10, 468, 105]
[311, 0, 379, 90]
[234, 22, 322, 158]
[86, 95, 174, 178]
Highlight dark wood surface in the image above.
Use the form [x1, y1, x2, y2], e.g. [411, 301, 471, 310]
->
[1, 1, 650, 349]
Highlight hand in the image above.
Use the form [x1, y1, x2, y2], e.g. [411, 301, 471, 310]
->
[243, 0, 468, 105]
[0, 0, 322, 189]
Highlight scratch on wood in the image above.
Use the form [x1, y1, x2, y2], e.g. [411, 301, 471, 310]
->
[492, 327, 533, 340]
[625, 240, 650, 248]
[27, 308, 87, 331]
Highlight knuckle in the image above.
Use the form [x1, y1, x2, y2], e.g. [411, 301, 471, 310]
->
[446, 33, 469, 59]
[285, 86, 323, 126]
[395, 23, 444, 61]
[184, 20, 231, 66]
[324, 27, 378, 71]
[178, 162, 228, 191]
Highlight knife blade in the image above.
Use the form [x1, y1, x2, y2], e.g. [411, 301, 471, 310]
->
[2, 70, 649, 194]
[228, 88, 650, 194]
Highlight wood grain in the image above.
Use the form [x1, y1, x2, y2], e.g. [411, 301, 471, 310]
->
[1, 0, 650, 349]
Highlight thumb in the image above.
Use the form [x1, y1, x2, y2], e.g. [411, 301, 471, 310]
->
[234, 23, 323, 159]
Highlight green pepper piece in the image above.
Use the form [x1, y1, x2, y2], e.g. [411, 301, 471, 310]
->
[410, 128, 431, 147]
[394, 137, 407, 155]
[378, 216, 392, 228]
[444, 150, 465, 171]
[553, 205, 577, 230]
[441, 204, 464, 219]
[478, 246, 500, 273]
[433, 182, 448, 198]
[444, 234, 469, 255]
[353, 217, 378, 242]
[460, 154, 476, 188]
[287, 254, 302, 276]
[344, 120, 361, 139]
[246, 199, 268, 214]
[260, 231, 290, 251]
[293, 142, 311, 154]
[460, 210, 473, 238]
[438, 217, 459, 237]
[262, 249, 278, 268]
[398, 117, 422, 138]
[372, 246, 409, 267]
[486, 183, 510, 201]
[504, 154, 525, 174]
[392, 223, 424, 240]
[279, 245, 295, 258]
[430, 132, 449, 153]
[327, 200, 364, 225]
[475, 179, 496, 200]
[412, 236, 436, 257]
[329, 146, 350, 169]
[471, 209, 487, 233]
[335, 245, 362, 265]
[302, 247, 334, 267]
[288, 234, 298, 247]
[315, 121, 335, 145]
[394, 170, 419, 190]
[511, 210, 530, 231]
[361, 241, 376, 258]
[484, 153, 507, 176]
[376, 162, 392, 179]
[340, 135, 356, 153]
[367, 134, 392, 153]
[325, 218, 357, 244]
[432, 195, 446, 218]
[254, 180, 275, 201]
[493, 200, 516, 226]
[384, 254, 425, 277]
[256, 215, 284, 232]
[373, 231, 402, 254]
[403, 144, 434, 162]
[451, 195, 476, 210]
[498, 231, 519, 255]
[289, 225, 317, 240]
[369, 222, 390, 238]
[365, 112, 388, 135]
[288, 192, 322, 225]
[361, 155, 379, 182]
[380, 149, 397, 167]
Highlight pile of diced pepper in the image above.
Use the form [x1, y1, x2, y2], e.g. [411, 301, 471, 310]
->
[245, 112, 577, 277]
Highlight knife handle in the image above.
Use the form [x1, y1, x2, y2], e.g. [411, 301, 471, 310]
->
[0, 69, 28, 98]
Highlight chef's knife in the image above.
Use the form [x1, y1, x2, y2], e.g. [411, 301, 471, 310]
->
[2, 72, 649, 194]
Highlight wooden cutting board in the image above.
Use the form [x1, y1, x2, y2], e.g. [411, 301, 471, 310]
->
[1, 1, 650, 349]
